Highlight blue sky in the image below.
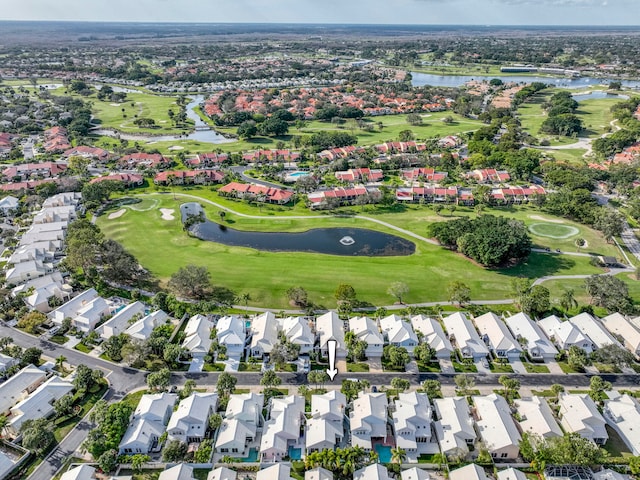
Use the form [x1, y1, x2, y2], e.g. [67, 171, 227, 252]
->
[1, 0, 637, 25]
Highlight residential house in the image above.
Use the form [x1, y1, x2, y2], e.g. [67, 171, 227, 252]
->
[315, 311, 346, 359]
[410, 315, 453, 359]
[6, 375, 74, 436]
[90, 173, 144, 187]
[466, 169, 511, 184]
[207, 467, 237, 480]
[306, 416, 344, 454]
[569, 313, 622, 350]
[305, 468, 334, 480]
[118, 153, 169, 169]
[218, 182, 293, 204]
[392, 392, 434, 456]
[514, 396, 563, 439]
[433, 396, 477, 456]
[600, 313, 640, 357]
[474, 312, 522, 361]
[400, 167, 448, 183]
[154, 169, 224, 185]
[558, 393, 608, 445]
[279, 316, 315, 355]
[348, 316, 384, 358]
[473, 394, 521, 460]
[119, 393, 178, 454]
[504, 312, 558, 361]
[159, 464, 197, 480]
[350, 392, 389, 450]
[182, 314, 213, 359]
[604, 394, 640, 455]
[63, 146, 110, 162]
[538, 315, 593, 353]
[591, 470, 628, 480]
[260, 395, 305, 462]
[60, 465, 97, 480]
[215, 393, 264, 457]
[334, 168, 383, 183]
[125, 310, 170, 341]
[215, 315, 247, 360]
[2, 162, 67, 181]
[250, 312, 279, 358]
[0, 365, 46, 414]
[401, 468, 431, 480]
[353, 464, 391, 480]
[0, 354, 18, 374]
[5, 259, 53, 286]
[167, 392, 218, 444]
[442, 312, 489, 361]
[256, 464, 294, 480]
[191, 152, 229, 168]
[96, 301, 147, 339]
[307, 186, 371, 208]
[311, 390, 347, 422]
[0, 195, 19, 214]
[379, 315, 419, 353]
[48, 288, 110, 332]
[496, 468, 528, 480]
[449, 464, 488, 480]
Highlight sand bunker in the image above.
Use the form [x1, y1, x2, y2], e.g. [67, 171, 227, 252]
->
[168, 146, 184, 151]
[160, 208, 175, 221]
[108, 208, 126, 219]
[529, 215, 565, 224]
[109, 103, 121, 107]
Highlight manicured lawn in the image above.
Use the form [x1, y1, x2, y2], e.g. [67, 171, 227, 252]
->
[417, 361, 441, 373]
[557, 361, 584, 374]
[489, 362, 514, 373]
[73, 343, 93, 353]
[382, 362, 406, 372]
[238, 362, 262, 372]
[53, 382, 108, 442]
[523, 362, 550, 374]
[452, 361, 478, 373]
[97, 190, 612, 309]
[532, 389, 557, 397]
[277, 364, 298, 373]
[50, 334, 69, 345]
[347, 363, 370, 372]
[121, 390, 147, 410]
[593, 362, 621, 374]
[202, 363, 225, 372]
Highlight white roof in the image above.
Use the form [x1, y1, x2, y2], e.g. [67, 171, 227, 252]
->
[504, 312, 557, 356]
[401, 468, 431, 480]
[514, 396, 563, 439]
[569, 312, 622, 349]
[433, 396, 476, 453]
[280, 316, 314, 347]
[124, 310, 169, 340]
[379, 314, 418, 345]
[215, 418, 256, 449]
[225, 393, 264, 423]
[167, 392, 218, 434]
[5, 260, 48, 284]
[442, 312, 489, 357]
[449, 464, 488, 480]
[410, 315, 453, 356]
[42, 192, 81, 208]
[260, 395, 305, 456]
[49, 289, 100, 321]
[60, 464, 97, 480]
[0, 196, 19, 209]
[349, 316, 384, 346]
[538, 315, 591, 349]
[119, 417, 164, 450]
[182, 314, 213, 354]
[473, 394, 521, 451]
[159, 464, 195, 480]
[601, 313, 640, 352]
[0, 450, 16, 480]
[216, 315, 246, 346]
[306, 417, 343, 450]
[208, 467, 237, 480]
[9, 375, 73, 432]
[311, 390, 347, 420]
[315, 311, 345, 351]
[558, 393, 608, 441]
[250, 311, 278, 353]
[496, 468, 527, 480]
[305, 468, 334, 480]
[474, 312, 522, 353]
[591, 469, 628, 480]
[604, 394, 640, 455]
[0, 364, 46, 413]
[0, 353, 16, 371]
[353, 464, 391, 480]
[134, 392, 177, 423]
[96, 301, 146, 338]
[393, 392, 432, 449]
[350, 392, 388, 436]
[256, 463, 293, 480]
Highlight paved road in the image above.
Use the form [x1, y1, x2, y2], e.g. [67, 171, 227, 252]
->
[230, 166, 292, 191]
[620, 220, 640, 263]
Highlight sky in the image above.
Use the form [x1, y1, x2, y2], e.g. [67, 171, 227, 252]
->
[0, 0, 638, 26]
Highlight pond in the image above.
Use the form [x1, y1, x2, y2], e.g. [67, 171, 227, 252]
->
[181, 203, 416, 256]
[572, 90, 629, 102]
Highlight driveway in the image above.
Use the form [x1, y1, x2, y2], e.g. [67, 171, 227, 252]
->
[368, 357, 383, 373]
[188, 357, 205, 372]
[510, 359, 527, 374]
[545, 360, 566, 375]
[475, 359, 491, 374]
[439, 359, 455, 374]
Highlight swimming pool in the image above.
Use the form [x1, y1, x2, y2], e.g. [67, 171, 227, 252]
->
[288, 447, 302, 460]
[375, 445, 392, 463]
[288, 171, 309, 178]
[240, 448, 259, 462]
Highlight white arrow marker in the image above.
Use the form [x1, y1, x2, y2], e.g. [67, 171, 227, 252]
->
[326, 339, 339, 381]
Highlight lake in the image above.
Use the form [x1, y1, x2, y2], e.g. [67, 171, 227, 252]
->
[181, 203, 416, 256]
[411, 72, 640, 89]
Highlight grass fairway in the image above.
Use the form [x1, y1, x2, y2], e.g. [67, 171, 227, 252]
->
[98, 191, 606, 309]
[528, 223, 580, 239]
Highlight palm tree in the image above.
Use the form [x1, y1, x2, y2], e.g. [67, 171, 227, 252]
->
[391, 447, 407, 465]
[559, 289, 578, 312]
[55, 355, 66, 371]
[238, 292, 251, 316]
